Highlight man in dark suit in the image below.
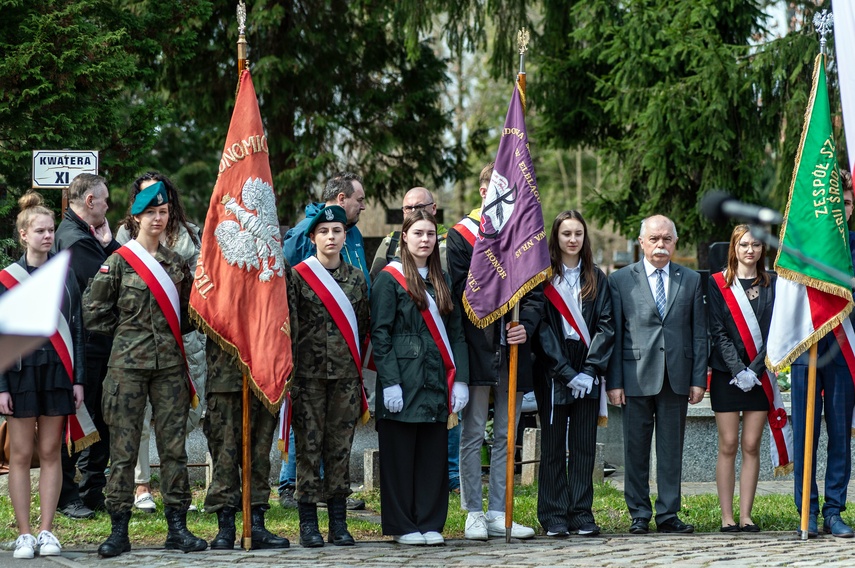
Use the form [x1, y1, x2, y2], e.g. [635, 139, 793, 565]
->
[53, 173, 120, 519]
[606, 215, 707, 534]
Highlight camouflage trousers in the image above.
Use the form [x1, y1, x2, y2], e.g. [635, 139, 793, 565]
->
[290, 376, 361, 503]
[102, 366, 190, 514]
[203, 391, 277, 512]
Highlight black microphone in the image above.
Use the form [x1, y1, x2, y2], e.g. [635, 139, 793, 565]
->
[700, 191, 783, 225]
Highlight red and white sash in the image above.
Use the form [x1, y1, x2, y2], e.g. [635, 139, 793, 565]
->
[712, 272, 793, 475]
[278, 257, 371, 456]
[0, 264, 99, 453]
[115, 240, 198, 408]
[543, 280, 608, 427]
[382, 262, 457, 412]
[830, 319, 855, 435]
[451, 217, 478, 247]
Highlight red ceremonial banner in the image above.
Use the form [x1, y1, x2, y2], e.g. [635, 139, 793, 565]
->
[189, 69, 292, 410]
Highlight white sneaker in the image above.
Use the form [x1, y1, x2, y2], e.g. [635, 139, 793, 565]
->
[37, 530, 61, 556]
[464, 512, 489, 540]
[486, 514, 535, 539]
[133, 491, 156, 512]
[392, 532, 426, 545]
[13, 534, 36, 559]
[422, 531, 444, 545]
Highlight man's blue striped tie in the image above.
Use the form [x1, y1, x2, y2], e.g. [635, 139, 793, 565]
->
[655, 269, 666, 319]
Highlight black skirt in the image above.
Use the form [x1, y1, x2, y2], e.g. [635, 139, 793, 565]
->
[4, 358, 75, 419]
[709, 367, 770, 413]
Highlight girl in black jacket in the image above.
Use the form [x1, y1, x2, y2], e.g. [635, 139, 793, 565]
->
[533, 210, 614, 538]
[708, 224, 775, 532]
[371, 210, 469, 546]
[0, 192, 85, 559]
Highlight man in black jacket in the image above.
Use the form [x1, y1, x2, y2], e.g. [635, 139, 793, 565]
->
[447, 163, 541, 540]
[53, 173, 120, 519]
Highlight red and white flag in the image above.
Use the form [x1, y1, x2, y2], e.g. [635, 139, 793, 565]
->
[190, 70, 292, 410]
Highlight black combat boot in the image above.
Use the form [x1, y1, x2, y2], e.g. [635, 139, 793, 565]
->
[327, 497, 355, 546]
[98, 510, 132, 557]
[164, 507, 208, 552]
[210, 507, 236, 550]
[251, 505, 290, 549]
[298, 502, 324, 548]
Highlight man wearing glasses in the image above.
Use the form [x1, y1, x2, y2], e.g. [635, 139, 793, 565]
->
[369, 187, 448, 279]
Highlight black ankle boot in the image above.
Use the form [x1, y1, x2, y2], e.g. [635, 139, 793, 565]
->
[298, 502, 324, 548]
[98, 510, 132, 557]
[164, 507, 208, 552]
[210, 507, 236, 550]
[251, 505, 290, 549]
[327, 497, 355, 546]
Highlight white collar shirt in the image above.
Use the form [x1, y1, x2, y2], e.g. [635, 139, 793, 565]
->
[553, 263, 582, 341]
[642, 257, 670, 304]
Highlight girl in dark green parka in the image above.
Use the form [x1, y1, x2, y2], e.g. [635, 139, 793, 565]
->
[370, 210, 469, 546]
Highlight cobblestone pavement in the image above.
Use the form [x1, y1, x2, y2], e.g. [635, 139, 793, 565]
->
[9, 532, 855, 568]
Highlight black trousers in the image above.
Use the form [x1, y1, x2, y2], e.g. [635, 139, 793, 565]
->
[535, 394, 598, 531]
[59, 355, 110, 508]
[622, 378, 688, 523]
[377, 419, 448, 535]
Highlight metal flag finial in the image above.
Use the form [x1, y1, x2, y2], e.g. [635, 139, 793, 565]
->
[517, 28, 530, 55]
[517, 28, 529, 76]
[237, 1, 247, 36]
[236, 0, 248, 79]
[813, 10, 833, 55]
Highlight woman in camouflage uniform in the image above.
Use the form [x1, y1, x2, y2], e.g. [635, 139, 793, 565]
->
[83, 182, 206, 558]
[288, 205, 369, 548]
[115, 172, 206, 514]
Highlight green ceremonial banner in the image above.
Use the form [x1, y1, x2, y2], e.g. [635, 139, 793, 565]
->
[774, 53, 853, 294]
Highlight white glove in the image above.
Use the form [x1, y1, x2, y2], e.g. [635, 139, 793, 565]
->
[383, 384, 404, 413]
[451, 382, 469, 413]
[730, 369, 761, 392]
[568, 372, 595, 399]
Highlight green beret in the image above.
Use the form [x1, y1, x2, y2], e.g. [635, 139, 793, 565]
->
[305, 205, 347, 236]
[131, 181, 169, 215]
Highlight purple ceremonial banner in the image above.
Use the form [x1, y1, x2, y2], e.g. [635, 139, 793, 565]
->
[463, 82, 550, 328]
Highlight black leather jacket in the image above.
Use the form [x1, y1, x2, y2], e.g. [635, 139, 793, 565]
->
[53, 208, 120, 358]
[0, 254, 86, 391]
[533, 268, 614, 404]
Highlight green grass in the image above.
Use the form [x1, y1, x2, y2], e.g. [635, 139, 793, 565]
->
[0, 481, 817, 546]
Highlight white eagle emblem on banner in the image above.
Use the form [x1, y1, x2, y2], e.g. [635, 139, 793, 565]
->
[214, 177, 285, 282]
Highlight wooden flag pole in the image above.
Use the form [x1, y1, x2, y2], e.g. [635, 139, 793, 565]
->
[236, 0, 252, 552]
[504, 29, 529, 543]
[505, 304, 520, 543]
[800, 343, 818, 541]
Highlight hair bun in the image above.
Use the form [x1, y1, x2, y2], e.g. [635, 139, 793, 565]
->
[18, 191, 45, 211]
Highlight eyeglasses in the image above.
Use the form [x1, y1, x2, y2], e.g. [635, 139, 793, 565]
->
[402, 202, 434, 213]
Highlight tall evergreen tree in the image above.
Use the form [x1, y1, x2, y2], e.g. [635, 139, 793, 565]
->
[156, 0, 455, 225]
[536, 0, 823, 251]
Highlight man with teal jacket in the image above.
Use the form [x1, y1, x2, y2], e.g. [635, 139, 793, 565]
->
[282, 172, 370, 293]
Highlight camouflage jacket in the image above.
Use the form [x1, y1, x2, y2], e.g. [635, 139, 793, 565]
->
[288, 256, 369, 380]
[83, 244, 192, 370]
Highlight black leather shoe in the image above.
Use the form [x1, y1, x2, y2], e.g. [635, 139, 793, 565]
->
[629, 518, 650, 534]
[657, 517, 695, 534]
[59, 500, 95, 520]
